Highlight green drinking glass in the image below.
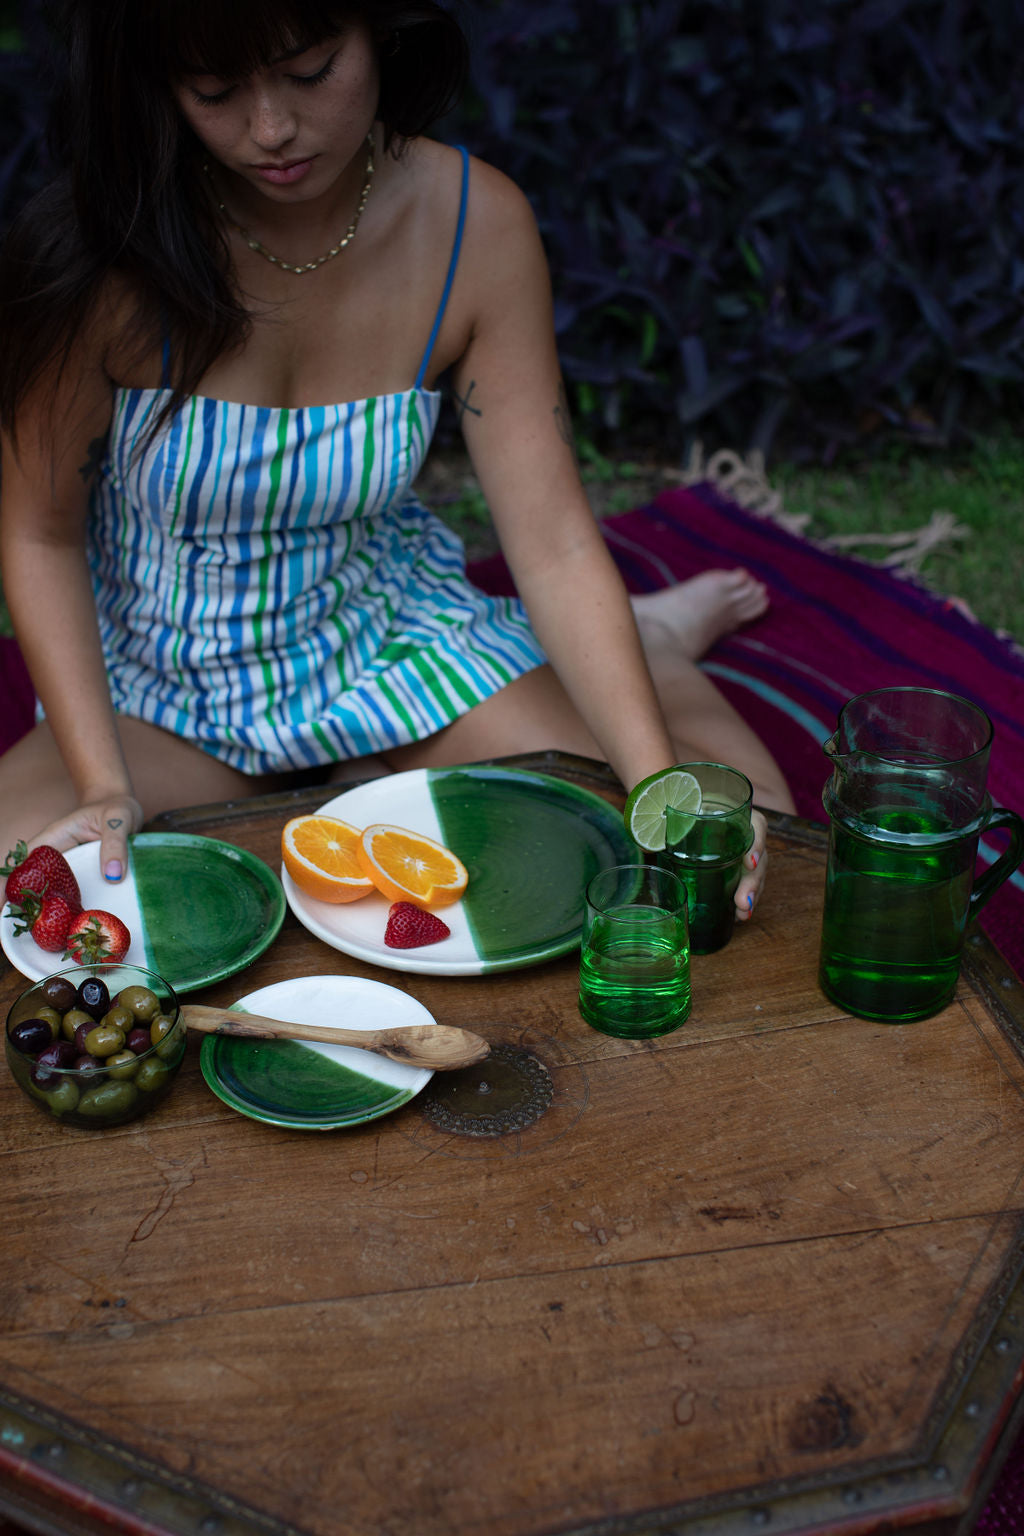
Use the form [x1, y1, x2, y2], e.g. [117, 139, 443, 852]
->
[657, 763, 755, 954]
[818, 687, 1024, 1023]
[578, 864, 691, 1039]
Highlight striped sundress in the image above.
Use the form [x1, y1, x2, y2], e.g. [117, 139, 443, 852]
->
[86, 152, 547, 775]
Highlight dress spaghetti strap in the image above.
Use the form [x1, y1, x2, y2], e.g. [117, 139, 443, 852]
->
[414, 145, 470, 390]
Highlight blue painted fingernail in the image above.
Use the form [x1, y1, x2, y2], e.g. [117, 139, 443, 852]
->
[104, 860, 123, 882]
[747, 893, 754, 910]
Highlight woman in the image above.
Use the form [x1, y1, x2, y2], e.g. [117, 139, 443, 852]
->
[0, 0, 793, 918]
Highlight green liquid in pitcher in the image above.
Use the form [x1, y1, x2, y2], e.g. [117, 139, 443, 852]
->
[579, 907, 691, 1038]
[661, 817, 751, 954]
[818, 803, 976, 1023]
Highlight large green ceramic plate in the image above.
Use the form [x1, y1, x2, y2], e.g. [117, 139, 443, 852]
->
[0, 833, 285, 993]
[282, 765, 632, 975]
[200, 976, 435, 1130]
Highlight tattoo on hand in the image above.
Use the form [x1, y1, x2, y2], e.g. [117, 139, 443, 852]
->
[554, 382, 579, 466]
[107, 818, 123, 830]
[453, 380, 482, 428]
[78, 436, 107, 483]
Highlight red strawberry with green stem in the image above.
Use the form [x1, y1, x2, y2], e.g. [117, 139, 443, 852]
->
[2, 842, 81, 913]
[65, 909, 132, 964]
[11, 891, 76, 953]
[384, 902, 451, 949]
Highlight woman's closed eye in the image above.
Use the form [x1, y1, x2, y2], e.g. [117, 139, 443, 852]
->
[186, 52, 339, 108]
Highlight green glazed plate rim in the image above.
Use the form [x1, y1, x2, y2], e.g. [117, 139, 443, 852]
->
[199, 975, 435, 1130]
[0, 832, 286, 994]
[282, 765, 633, 976]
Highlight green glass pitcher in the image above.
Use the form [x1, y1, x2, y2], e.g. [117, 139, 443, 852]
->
[818, 687, 1024, 1023]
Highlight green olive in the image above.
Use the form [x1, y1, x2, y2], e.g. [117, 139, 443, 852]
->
[149, 1013, 175, 1045]
[31, 1005, 62, 1043]
[76, 1080, 138, 1119]
[117, 985, 162, 1023]
[154, 1021, 183, 1061]
[100, 1004, 134, 1035]
[43, 1078, 81, 1116]
[106, 1050, 140, 1081]
[135, 1058, 170, 1093]
[61, 1007, 94, 1043]
[84, 1023, 126, 1059]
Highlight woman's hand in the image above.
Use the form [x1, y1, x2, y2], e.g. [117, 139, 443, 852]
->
[29, 794, 145, 885]
[734, 808, 768, 921]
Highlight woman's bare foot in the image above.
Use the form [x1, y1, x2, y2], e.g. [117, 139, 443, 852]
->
[631, 569, 768, 660]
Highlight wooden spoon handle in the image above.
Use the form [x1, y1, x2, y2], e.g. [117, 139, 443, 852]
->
[182, 1004, 489, 1071]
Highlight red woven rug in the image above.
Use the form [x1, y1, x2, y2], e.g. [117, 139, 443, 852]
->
[468, 482, 1024, 987]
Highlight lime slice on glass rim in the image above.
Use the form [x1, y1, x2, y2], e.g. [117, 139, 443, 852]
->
[624, 768, 703, 852]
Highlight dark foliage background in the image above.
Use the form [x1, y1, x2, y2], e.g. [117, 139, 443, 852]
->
[443, 0, 1024, 458]
[2, 0, 1022, 459]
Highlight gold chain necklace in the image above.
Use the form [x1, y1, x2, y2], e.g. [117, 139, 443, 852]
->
[205, 134, 375, 276]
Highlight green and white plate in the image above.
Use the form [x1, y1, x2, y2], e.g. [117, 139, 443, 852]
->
[200, 975, 435, 1130]
[0, 832, 285, 993]
[282, 765, 633, 976]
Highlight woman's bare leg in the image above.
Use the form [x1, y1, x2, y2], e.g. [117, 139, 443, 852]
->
[0, 717, 280, 866]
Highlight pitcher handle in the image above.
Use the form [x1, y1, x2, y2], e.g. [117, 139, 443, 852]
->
[969, 808, 1024, 920]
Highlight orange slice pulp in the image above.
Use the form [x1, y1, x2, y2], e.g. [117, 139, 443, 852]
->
[281, 815, 376, 904]
[356, 824, 469, 910]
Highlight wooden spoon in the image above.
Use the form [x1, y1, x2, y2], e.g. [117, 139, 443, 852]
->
[182, 1004, 489, 1072]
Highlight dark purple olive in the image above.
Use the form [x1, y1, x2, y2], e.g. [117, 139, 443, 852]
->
[39, 976, 78, 1012]
[9, 1018, 54, 1056]
[73, 1021, 93, 1054]
[31, 1040, 77, 1088]
[126, 1028, 152, 1055]
[73, 1054, 105, 1074]
[76, 976, 110, 1020]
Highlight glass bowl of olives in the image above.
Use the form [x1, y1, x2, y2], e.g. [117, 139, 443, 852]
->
[5, 963, 185, 1128]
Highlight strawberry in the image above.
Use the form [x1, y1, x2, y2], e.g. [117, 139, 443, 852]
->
[2, 842, 81, 913]
[65, 909, 132, 964]
[11, 891, 76, 952]
[384, 901, 451, 949]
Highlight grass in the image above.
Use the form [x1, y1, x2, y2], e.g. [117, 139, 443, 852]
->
[424, 428, 1024, 644]
[775, 431, 1023, 641]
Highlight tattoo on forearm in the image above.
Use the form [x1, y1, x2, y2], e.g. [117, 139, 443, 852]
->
[78, 436, 107, 483]
[554, 382, 579, 466]
[453, 380, 482, 428]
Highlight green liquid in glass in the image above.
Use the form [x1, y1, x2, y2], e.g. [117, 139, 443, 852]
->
[578, 906, 690, 1038]
[818, 803, 976, 1023]
[661, 817, 750, 954]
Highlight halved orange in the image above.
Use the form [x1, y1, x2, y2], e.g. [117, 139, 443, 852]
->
[281, 815, 376, 904]
[356, 824, 468, 910]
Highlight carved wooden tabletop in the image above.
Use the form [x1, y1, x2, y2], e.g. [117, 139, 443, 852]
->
[2, 753, 1024, 1536]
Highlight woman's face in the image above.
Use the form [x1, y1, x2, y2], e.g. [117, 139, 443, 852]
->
[173, 23, 379, 206]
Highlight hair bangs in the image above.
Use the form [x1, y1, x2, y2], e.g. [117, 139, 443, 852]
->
[149, 0, 359, 82]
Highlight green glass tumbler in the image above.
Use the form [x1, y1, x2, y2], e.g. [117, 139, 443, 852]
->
[657, 763, 755, 954]
[578, 864, 691, 1039]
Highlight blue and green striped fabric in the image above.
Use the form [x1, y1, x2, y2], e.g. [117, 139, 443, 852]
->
[87, 385, 546, 772]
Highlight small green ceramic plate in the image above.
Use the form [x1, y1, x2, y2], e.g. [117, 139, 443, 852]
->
[0, 833, 285, 993]
[200, 976, 435, 1130]
[282, 765, 633, 976]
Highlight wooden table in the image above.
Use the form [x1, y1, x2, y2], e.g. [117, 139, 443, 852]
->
[3, 752, 1024, 1536]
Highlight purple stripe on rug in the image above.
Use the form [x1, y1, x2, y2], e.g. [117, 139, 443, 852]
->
[467, 482, 1024, 981]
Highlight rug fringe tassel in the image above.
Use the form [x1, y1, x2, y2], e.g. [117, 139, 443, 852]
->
[682, 443, 975, 585]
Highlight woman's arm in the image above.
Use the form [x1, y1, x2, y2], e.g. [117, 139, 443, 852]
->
[0, 331, 143, 874]
[447, 161, 675, 791]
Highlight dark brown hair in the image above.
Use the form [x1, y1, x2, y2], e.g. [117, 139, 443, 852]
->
[0, 0, 468, 439]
